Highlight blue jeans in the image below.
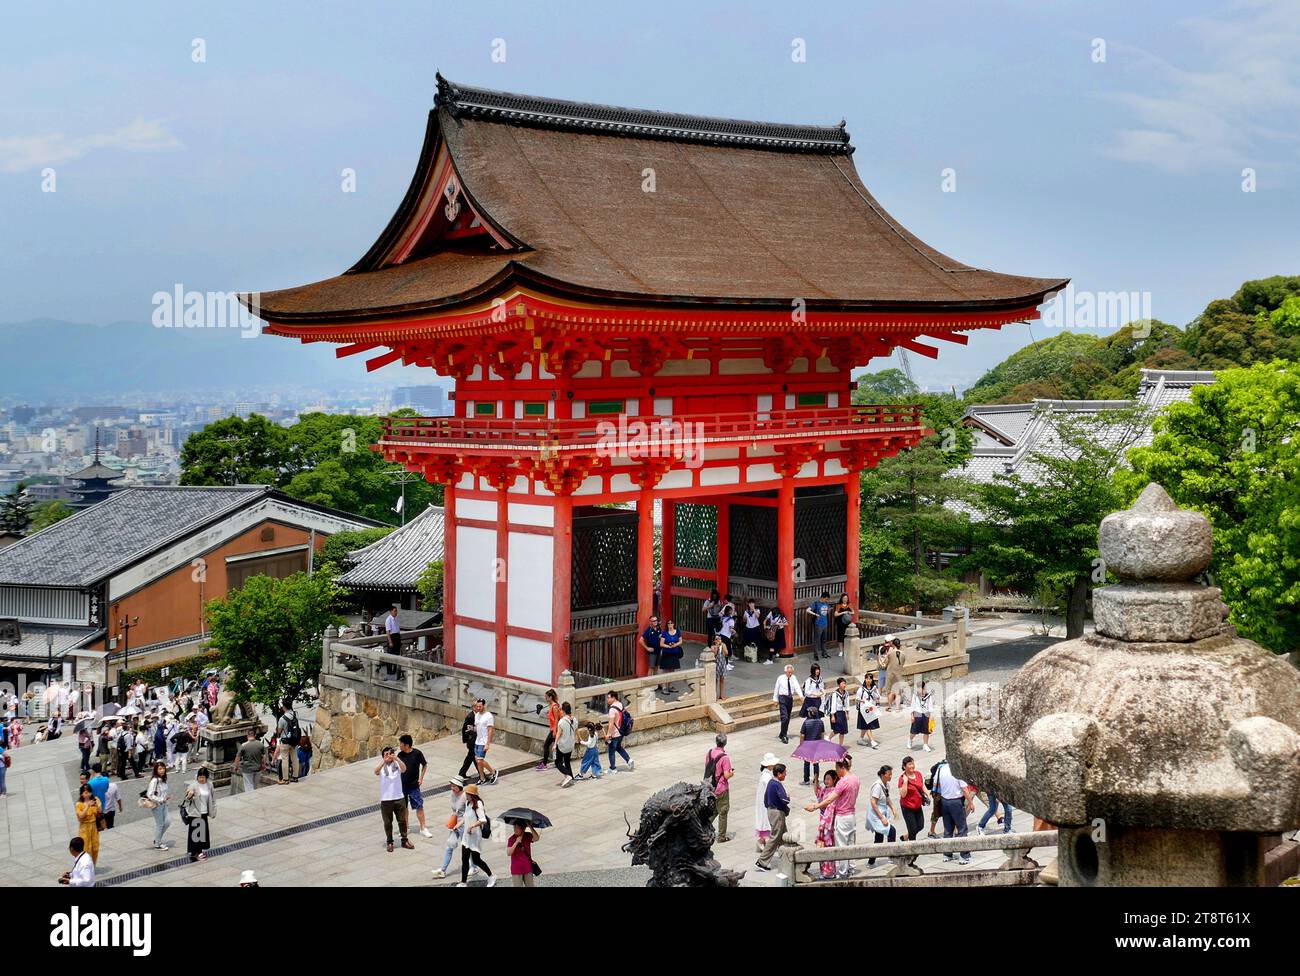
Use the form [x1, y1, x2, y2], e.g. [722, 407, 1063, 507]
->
[580, 747, 602, 777]
[607, 736, 631, 768]
[979, 793, 1012, 832]
[297, 748, 311, 778]
[440, 827, 462, 872]
[152, 804, 170, 845]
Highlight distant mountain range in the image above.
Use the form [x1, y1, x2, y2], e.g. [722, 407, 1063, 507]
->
[0, 319, 434, 398]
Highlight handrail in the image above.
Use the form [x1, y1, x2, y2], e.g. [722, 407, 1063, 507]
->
[380, 404, 924, 448]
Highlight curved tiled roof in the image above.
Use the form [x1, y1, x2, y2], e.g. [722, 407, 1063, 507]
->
[337, 504, 444, 591]
[254, 78, 1066, 323]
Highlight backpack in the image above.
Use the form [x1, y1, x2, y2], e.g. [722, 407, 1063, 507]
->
[281, 712, 301, 746]
[926, 760, 947, 793]
[617, 702, 633, 737]
[704, 748, 724, 789]
[478, 804, 492, 840]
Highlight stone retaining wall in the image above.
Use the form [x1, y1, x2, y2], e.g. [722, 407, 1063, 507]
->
[312, 681, 455, 772]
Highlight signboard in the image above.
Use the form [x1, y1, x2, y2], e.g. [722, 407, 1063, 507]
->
[76, 655, 107, 685]
[161, 666, 170, 678]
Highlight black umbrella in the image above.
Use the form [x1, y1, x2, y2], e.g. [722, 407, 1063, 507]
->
[499, 807, 552, 829]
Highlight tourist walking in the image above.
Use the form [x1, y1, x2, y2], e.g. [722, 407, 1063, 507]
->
[856, 672, 881, 749]
[814, 769, 839, 878]
[472, 698, 499, 784]
[538, 689, 561, 770]
[772, 664, 803, 744]
[882, 636, 908, 711]
[754, 752, 779, 851]
[297, 730, 313, 779]
[828, 677, 850, 746]
[575, 722, 603, 780]
[457, 784, 495, 886]
[866, 764, 897, 865]
[554, 702, 576, 788]
[978, 788, 1012, 835]
[658, 619, 684, 689]
[77, 725, 93, 773]
[639, 615, 662, 675]
[508, 822, 539, 886]
[144, 760, 171, 850]
[61, 837, 95, 887]
[431, 776, 468, 880]
[75, 784, 102, 864]
[87, 763, 109, 810]
[703, 588, 723, 645]
[712, 634, 730, 699]
[762, 606, 787, 662]
[908, 681, 934, 751]
[275, 701, 302, 783]
[102, 777, 122, 829]
[742, 599, 764, 661]
[397, 735, 433, 837]
[797, 706, 825, 786]
[605, 692, 634, 773]
[376, 746, 413, 853]
[934, 760, 974, 863]
[806, 591, 832, 660]
[704, 733, 734, 842]
[457, 706, 478, 781]
[180, 767, 215, 862]
[171, 721, 193, 773]
[802, 662, 824, 719]
[754, 763, 790, 872]
[0, 743, 7, 798]
[897, 755, 931, 841]
[806, 754, 860, 878]
[235, 728, 264, 794]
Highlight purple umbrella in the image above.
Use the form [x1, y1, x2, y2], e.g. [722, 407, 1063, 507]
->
[791, 739, 847, 763]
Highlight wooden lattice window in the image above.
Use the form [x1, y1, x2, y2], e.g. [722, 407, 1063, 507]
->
[570, 508, 638, 610]
[728, 504, 777, 580]
[795, 488, 846, 580]
[673, 503, 717, 571]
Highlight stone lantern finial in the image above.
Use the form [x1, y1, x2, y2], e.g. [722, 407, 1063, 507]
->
[943, 483, 1300, 886]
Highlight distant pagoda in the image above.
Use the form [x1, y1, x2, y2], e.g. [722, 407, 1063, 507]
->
[70, 428, 123, 509]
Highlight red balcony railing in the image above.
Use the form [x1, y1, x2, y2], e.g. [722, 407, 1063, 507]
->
[380, 404, 924, 455]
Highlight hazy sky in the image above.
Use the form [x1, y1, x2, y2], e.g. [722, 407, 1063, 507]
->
[2, 0, 1297, 391]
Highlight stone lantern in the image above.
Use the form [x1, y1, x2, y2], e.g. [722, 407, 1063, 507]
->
[944, 483, 1300, 886]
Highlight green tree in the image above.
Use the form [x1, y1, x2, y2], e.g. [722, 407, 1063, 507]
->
[971, 406, 1148, 637]
[0, 486, 32, 534]
[1119, 360, 1300, 656]
[853, 367, 918, 401]
[180, 414, 292, 486]
[29, 500, 74, 531]
[854, 387, 975, 610]
[205, 571, 343, 708]
[415, 560, 444, 612]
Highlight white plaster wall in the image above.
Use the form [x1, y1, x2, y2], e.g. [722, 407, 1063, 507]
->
[610, 359, 636, 378]
[609, 473, 635, 494]
[456, 473, 475, 490]
[659, 358, 710, 377]
[508, 532, 553, 628]
[455, 625, 495, 672]
[572, 401, 586, 419]
[507, 635, 553, 685]
[747, 463, 777, 482]
[718, 357, 767, 375]
[660, 469, 694, 490]
[574, 475, 603, 495]
[508, 502, 554, 527]
[824, 457, 848, 476]
[653, 398, 673, 415]
[455, 525, 497, 619]
[796, 460, 819, 478]
[573, 361, 602, 379]
[757, 394, 773, 414]
[458, 498, 498, 522]
[701, 465, 740, 486]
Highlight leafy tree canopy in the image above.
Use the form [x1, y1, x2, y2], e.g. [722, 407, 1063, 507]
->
[1119, 360, 1300, 655]
[206, 571, 343, 708]
[29, 500, 74, 532]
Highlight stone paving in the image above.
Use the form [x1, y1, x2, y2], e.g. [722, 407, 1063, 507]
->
[0, 680, 1054, 887]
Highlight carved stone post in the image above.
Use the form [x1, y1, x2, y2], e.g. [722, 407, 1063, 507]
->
[699, 648, 717, 706]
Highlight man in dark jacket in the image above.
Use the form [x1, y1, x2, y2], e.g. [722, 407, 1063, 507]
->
[456, 708, 477, 781]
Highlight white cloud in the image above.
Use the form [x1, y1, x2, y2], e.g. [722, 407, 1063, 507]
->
[1104, 0, 1300, 172]
[0, 118, 182, 173]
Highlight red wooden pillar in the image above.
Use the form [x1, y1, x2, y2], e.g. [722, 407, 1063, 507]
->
[494, 483, 509, 675]
[845, 470, 861, 609]
[551, 494, 573, 685]
[636, 484, 654, 676]
[661, 498, 676, 625]
[777, 474, 795, 631]
[443, 481, 457, 666]
[715, 498, 730, 599]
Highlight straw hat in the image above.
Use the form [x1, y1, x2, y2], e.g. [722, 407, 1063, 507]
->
[464, 783, 480, 797]
[760, 752, 780, 768]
